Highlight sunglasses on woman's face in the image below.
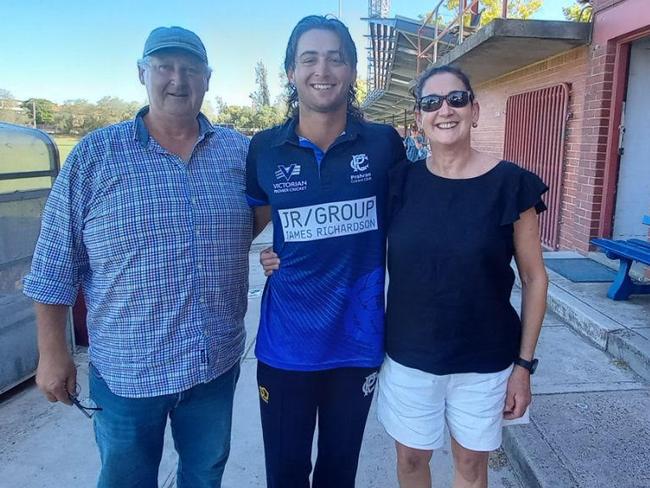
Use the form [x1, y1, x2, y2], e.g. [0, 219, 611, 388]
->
[417, 90, 472, 112]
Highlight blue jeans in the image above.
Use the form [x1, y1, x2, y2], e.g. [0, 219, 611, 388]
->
[89, 362, 240, 488]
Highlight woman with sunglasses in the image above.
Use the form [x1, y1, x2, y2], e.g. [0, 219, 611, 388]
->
[377, 65, 548, 488]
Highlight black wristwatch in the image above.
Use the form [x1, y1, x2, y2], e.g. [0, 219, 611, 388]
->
[514, 357, 538, 374]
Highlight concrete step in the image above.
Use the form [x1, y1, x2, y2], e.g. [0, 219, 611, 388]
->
[499, 319, 650, 488]
[513, 255, 650, 382]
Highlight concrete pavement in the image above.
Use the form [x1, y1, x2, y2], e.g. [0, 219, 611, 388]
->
[2, 239, 648, 487]
[503, 253, 650, 488]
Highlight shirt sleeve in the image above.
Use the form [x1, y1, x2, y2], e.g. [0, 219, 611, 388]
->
[23, 142, 90, 305]
[245, 134, 269, 207]
[500, 166, 549, 226]
[387, 159, 412, 223]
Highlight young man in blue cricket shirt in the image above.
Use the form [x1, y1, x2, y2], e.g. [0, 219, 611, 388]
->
[246, 15, 406, 488]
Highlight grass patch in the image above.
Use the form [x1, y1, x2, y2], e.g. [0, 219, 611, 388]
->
[53, 135, 80, 164]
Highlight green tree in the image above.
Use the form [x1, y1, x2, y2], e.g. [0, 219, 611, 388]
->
[94, 96, 139, 128]
[213, 96, 228, 115]
[250, 60, 271, 108]
[0, 89, 29, 125]
[423, 0, 542, 28]
[275, 65, 291, 108]
[355, 78, 368, 105]
[215, 103, 284, 131]
[563, 2, 593, 22]
[21, 98, 57, 126]
[54, 99, 93, 134]
[215, 105, 255, 129]
[201, 100, 217, 121]
[250, 105, 285, 129]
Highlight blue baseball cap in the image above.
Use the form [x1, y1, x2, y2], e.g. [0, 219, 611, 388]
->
[143, 26, 208, 64]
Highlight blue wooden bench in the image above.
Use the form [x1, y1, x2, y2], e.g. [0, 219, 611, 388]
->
[591, 215, 650, 300]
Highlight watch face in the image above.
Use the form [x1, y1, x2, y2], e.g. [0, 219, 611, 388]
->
[530, 358, 539, 374]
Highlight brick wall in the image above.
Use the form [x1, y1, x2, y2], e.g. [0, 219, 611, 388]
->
[592, 0, 626, 13]
[573, 40, 617, 251]
[470, 47, 590, 251]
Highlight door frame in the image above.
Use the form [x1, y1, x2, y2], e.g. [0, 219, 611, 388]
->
[601, 27, 650, 237]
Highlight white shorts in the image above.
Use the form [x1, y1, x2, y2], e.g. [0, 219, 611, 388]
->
[377, 355, 513, 452]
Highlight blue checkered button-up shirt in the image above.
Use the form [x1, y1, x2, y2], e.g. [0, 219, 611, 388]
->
[24, 108, 253, 397]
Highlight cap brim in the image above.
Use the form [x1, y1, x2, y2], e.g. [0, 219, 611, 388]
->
[144, 43, 207, 63]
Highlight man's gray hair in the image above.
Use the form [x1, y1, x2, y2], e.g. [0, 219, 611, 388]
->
[137, 55, 212, 76]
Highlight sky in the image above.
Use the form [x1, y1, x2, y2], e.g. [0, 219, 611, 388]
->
[1, 0, 575, 107]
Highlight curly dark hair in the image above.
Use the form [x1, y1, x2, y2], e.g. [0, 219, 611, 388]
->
[283, 15, 363, 120]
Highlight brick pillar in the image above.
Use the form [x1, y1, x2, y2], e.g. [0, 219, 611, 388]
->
[572, 41, 617, 252]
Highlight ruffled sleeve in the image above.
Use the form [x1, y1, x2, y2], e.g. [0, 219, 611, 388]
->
[500, 166, 549, 225]
[388, 158, 414, 221]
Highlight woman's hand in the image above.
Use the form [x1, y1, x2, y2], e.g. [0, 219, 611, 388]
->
[503, 366, 532, 420]
[260, 247, 280, 276]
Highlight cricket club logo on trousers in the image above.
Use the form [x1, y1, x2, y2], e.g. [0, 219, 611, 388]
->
[362, 372, 378, 397]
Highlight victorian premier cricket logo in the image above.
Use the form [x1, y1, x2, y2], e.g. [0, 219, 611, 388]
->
[273, 163, 307, 194]
[279, 196, 378, 242]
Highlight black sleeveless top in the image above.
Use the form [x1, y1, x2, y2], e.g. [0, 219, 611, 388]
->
[386, 160, 548, 375]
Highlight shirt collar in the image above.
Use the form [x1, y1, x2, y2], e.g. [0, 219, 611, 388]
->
[132, 106, 215, 148]
[271, 113, 362, 148]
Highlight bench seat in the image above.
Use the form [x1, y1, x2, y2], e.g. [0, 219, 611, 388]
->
[592, 232, 650, 300]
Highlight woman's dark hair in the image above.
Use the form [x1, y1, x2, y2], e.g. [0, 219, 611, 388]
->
[283, 15, 363, 120]
[413, 65, 475, 102]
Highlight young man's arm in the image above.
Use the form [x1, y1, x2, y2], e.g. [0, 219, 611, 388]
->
[253, 205, 271, 239]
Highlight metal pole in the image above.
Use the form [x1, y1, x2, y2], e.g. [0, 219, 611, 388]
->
[338, 0, 342, 18]
[433, 7, 439, 63]
[459, 0, 464, 43]
[502, 0, 508, 19]
[32, 100, 36, 128]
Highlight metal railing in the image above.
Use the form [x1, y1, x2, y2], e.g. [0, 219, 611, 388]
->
[503, 84, 570, 250]
[416, 0, 509, 73]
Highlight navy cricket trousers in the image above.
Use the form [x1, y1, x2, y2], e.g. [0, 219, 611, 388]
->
[257, 361, 379, 488]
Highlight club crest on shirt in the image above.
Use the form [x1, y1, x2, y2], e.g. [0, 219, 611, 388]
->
[273, 163, 308, 194]
[350, 154, 372, 183]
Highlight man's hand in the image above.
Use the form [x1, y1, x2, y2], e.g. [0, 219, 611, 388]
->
[36, 349, 77, 405]
[503, 366, 531, 420]
[260, 247, 280, 277]
[34, 303, 76, 405]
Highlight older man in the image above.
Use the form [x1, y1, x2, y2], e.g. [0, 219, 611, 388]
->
[24, 26, 253, 487]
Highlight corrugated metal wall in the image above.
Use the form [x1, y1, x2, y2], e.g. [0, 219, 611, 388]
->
[504, 84, 569, 249]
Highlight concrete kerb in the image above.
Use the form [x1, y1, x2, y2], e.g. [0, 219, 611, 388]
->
[504, 260, 650, 487]
[607, 328, 650, 382]
[513, 266, 650, 381]
[502, 423, 577, 488]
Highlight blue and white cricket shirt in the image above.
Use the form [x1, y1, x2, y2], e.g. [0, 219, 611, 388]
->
[246, 116, 406, 371]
